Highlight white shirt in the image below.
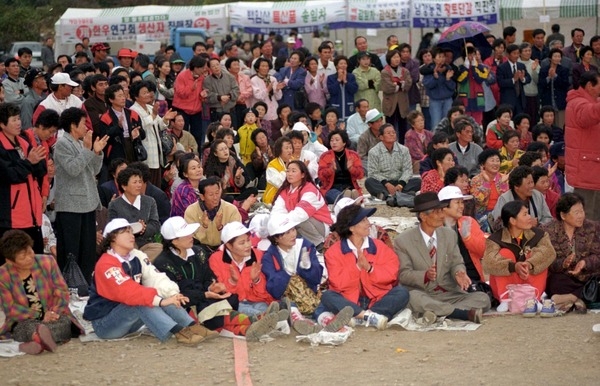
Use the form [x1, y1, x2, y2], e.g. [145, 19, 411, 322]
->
[419, 226, 437, 252]
[122, 194, 141, 210]
[347, 237, 370, 270]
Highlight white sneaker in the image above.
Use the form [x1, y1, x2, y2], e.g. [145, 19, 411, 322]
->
[496, 301, 509, 313]
[365, 311, 388, 330]
[593, 324, 600, 333]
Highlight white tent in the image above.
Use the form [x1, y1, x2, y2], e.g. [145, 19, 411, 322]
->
[496, 0, 598, 40]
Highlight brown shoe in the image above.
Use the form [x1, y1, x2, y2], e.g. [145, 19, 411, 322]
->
[468, 308, 483, 324]
[188, 324, 219, 340]
[33, 324, 57, 353]
[175, 326, 205, 345]
[19, 341, 43, 355]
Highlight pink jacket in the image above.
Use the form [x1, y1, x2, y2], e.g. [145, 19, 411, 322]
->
[173, 69, 204, 115]
[232, 72, 253, 106]
[271, 182, 333, 226]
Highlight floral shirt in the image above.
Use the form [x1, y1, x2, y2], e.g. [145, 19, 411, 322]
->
[23, 274, 44, 320]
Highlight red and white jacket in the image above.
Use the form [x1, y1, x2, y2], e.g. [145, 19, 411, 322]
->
[271, 182, 333, 227]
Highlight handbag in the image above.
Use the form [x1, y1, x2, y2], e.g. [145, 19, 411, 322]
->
[294, 86, 308, 110]
[283, 274, 321, 315]
[62, 253, 89, 297]
[132, 138, 147, 161]
[160, 129, 175, 157]
[582, 276, 600, 304]
[499, 283, 538, 314]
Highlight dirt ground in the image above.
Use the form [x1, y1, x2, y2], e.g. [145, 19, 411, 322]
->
[1, 313, 599, 385]
[2, 204, 600, 385]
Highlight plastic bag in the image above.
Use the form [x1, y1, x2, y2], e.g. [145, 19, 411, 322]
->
[62, 253, 89, 297]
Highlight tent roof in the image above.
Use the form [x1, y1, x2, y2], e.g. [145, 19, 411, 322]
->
[500, 0, 598, 21]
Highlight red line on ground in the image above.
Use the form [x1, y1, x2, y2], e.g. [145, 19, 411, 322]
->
[233, 337, 253, 386]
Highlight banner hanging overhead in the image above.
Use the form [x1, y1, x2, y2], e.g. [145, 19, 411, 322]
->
[346, 0, 411, 28]
[412, 0, 498, 28]
[57, 5, 227, 45]
[228, 1, 347, 34]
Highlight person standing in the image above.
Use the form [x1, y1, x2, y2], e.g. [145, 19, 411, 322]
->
[565, 71, 600, 221]
[0, 103, 47, 264]
[54, 107, 108, 282]
[172, 56, 208, 148]
[41, 37, 55, 71]
[496, 44, 531, 115]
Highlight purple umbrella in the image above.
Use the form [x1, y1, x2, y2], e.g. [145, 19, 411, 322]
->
[437, 21, 492, 60]
[438, 21, 491, 43]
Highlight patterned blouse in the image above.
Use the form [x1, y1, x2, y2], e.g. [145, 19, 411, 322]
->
[470, 172, 509, 217]
[542, 219, 600, 282]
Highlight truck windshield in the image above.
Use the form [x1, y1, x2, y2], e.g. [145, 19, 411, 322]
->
[179, 33, 205, 48]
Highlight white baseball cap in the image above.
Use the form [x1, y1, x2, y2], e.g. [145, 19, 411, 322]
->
[365, 109, 383, 123]
[267, 216, 300, 236]
[103, 218, 143, 237]
[292, 121, 310, 133]
[333, 196, 365, 217]
[161, 216, 200, 241]
[438, 186, 473, 201]
[221, 221, 251, 244]
[249, 213, 271, 251]
[51, 72, 79, 87]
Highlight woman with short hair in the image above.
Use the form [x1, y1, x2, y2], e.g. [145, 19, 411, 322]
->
[483, 201, 556, 314]
[83, 219, 217, 344]
[542, 193, 600, 313]
[0, 230, 81, 354]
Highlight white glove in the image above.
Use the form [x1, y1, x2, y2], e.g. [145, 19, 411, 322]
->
[459, 218, 471, 239]
[299, 247, 311, 269]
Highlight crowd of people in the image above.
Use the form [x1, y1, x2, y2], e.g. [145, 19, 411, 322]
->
[1, 23, 600, 353]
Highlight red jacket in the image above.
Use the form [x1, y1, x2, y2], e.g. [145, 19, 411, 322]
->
[565, 87, 600, 190]
[318, 149, 364, 196]
[172, 69, 205, 115]
[21, 129, 51, 199]
[325, 238, 399, 307]
[458, 216, 487, 282]
[209, 247, 273, 304]
[0, 132, 45, 229]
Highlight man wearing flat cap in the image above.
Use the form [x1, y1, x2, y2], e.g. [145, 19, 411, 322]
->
[394, 192, 491, 324]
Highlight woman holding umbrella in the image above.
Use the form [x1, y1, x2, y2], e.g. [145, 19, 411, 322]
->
[456, 46, 491, 125]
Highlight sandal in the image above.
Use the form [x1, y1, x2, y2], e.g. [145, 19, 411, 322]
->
[32, 324, 57, 353]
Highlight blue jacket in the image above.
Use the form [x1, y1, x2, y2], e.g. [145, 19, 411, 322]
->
[422, 63, 456, 101]
[261, 238, 323, 300]
[539, 64, 570, 110]
[275, 66, 307, 111]
[327, 73, 359, 119]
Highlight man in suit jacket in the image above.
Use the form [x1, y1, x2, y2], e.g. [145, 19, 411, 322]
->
[394, 192, 490, 324]
[497, 44, 531, 115]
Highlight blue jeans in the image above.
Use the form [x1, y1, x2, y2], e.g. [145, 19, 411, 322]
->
[321, 285, 410, 319]
[239, 301, 268, 317]
[325, 186, 346, 204]
[429, 98, 453, 129]
[91, 304, 194, 343]
[422, 106, 432, 131]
